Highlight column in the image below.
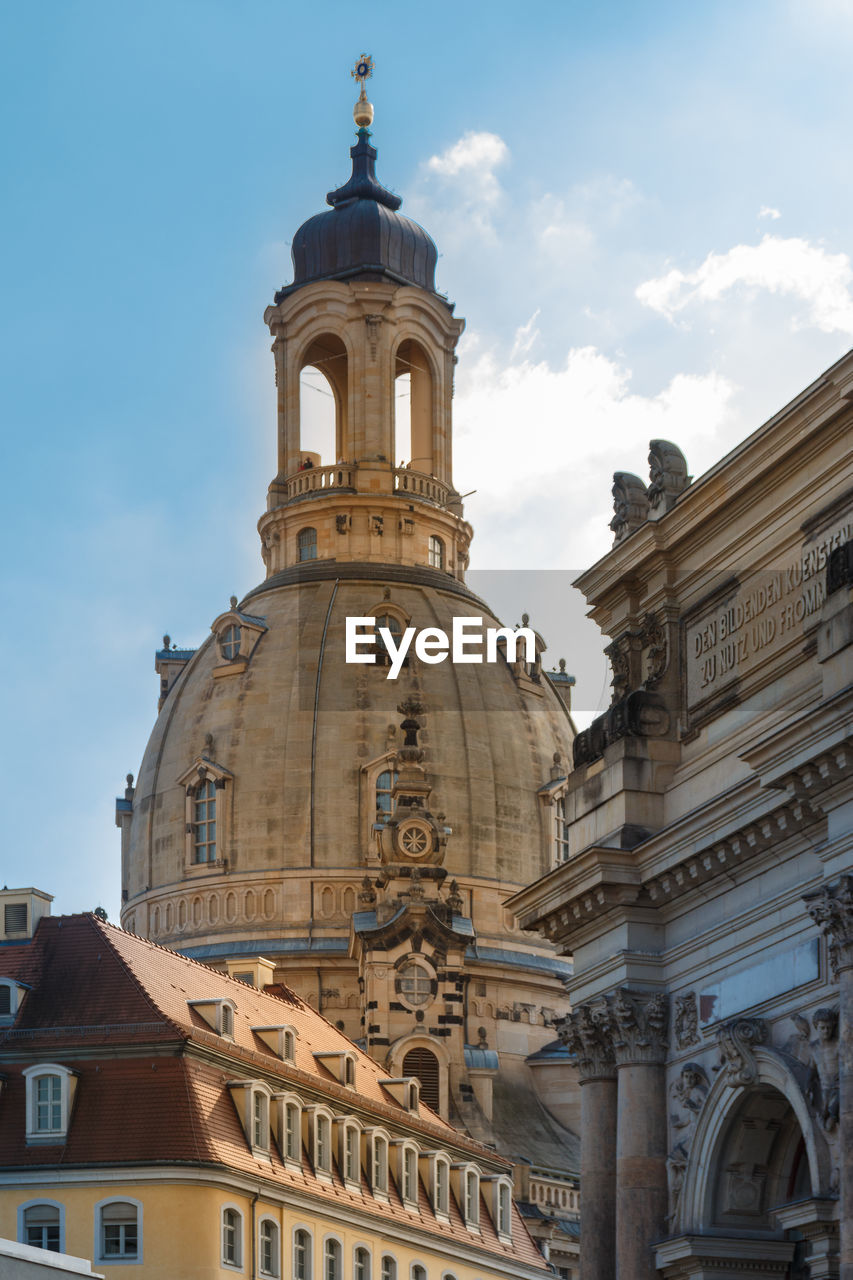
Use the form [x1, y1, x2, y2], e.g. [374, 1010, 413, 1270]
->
[805, 875, 853, 1280]
[611, 989, 669, 1280]
[561, 1002, 617, 1280]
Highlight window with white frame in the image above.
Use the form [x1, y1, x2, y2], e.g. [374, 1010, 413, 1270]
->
[253, 1089, 270, 1152]
[396, 960, 434, 1009]
[400, 1143, 418, 1206]
[20, 1202, 61, 1252]
[381, 1257, 397, 1280]
[428, 535, 444, 569]
[498, 1180, 512, 1236]
[221, 1002, 235, 1038]
[222, 1207, 243, 1268]
[375, 768, 397, 820]
[367, 1130, 389, 1196]
[338, 1119, 361, 1187]
[324, 1238, 342, 1280]
[259, 1218, 280, 1278]
[98, 1199, 140, 1262]
[308, 1108, 332, 1177]
[354, 1246, 371, 1280]
[411, 1265, 427, 1280]
[293, 1229, 312, 1280]
[23, 1064, 75, 1144]
[193, 777, 217, 862]
[276, 1095, 302, 1166]
[465, 1169, 480, 1228]
[435, 1156, 450, 1217]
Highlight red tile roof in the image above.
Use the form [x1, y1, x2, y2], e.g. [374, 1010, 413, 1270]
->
[0, 915, 548, 1271]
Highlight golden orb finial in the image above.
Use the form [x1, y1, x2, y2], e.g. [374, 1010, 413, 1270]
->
[351, 53, 375, 129]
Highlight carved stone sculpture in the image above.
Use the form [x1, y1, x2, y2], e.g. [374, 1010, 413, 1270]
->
[716, 1017, 768, 1085]
[807, 1007, 840, 1132]
[642, 612, 668, 688]
[559, 999, 616, 1081]
[648, 439, 690, 514]
[667, 1062, 709, 1219]
[610, 472, 649, 543]
[804, 875, 853, 976]
[674, 992, 700, 1049]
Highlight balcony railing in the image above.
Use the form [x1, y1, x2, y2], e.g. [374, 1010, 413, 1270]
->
[394, 468, 451, 507]
[285, 464, 357, 500]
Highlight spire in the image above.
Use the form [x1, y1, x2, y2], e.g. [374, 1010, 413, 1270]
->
[325, 54, 401, 212]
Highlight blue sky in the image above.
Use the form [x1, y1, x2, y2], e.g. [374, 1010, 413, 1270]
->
[3, 1, 853, 919]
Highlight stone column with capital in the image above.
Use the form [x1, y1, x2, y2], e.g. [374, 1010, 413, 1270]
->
[560, 1002, 618, 1280]
[610, 988, 670, 1280]
[805, 875, 853, 1280]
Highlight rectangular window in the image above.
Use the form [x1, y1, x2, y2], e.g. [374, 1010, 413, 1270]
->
[35, 1075, 62, 1132]
[285, 1104, 299, 1161]
[345, 1127, 357, 1181]
[4, 903, 27, 933]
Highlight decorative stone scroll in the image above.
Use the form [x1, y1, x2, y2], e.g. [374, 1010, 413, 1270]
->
[610, 988, 669, 1065]
[610, 472, 649, 544]
[559, 1000, 616, 1082]
[804, 874, 853, 976]
[648, 439, 690, 515]
[716, 1017, 768, 1085]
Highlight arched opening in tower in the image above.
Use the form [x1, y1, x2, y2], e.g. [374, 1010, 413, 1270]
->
[395, 339, 433, 474]
[298, 333, 348, 466]
[402, 1046, 440, 1112]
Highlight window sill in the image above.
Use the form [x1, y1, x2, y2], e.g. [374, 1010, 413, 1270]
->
[25, 1133, 66, 1146]
[213, 658, 249, 679]
[184, 858, 227, 874]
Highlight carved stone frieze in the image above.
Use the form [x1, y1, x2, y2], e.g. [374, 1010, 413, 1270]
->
[641, 611, 668, 688]
[610, 988, 669, 1066]
[558, 999, 616, 1082]
[604, 634, 631, 704]
[674, 992, 700, 1049]
[716, 1017, 768, 1085]
[804, 874, 853, 976]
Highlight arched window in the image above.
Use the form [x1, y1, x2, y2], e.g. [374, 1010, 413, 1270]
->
[222, 1207, 242, 1268]
[253, 1089, 269, 1151]
[376, 769, 397, 819]
[23, 1064, 75, 1142]
[497, 1181, 512, 1237]
[354, 1246, 371, 1280]
[428, 535, 444, 570]
[374, 613, 404, 669]
[260, 1218, 280, 1278]
[34, 1073, 62, 1133]
[193, 778, 217, 863]
[22, 1203, 60, 1251]
[465, 1170, 480, 1227]
[294, 1229, 312, 1280]
[395, 339, 433, 473]
[220, 624, 242, 660]
[99, 1200, 140, 1261]
[324, 1238, 342, 1280]
[401, 1143, 418, 1205]
[314, 1110, 332, 1174]
[402, 1047, 440, 1112]
[435, 1156, 450, 1216]
[343, 1121, 360, 1185]
[220, 1001, 234, 1039]
[284, 1100, 301, 1163]
[298, 527, 318, 562]
[373, 1133, 389, 1194]
[411, 1266, 427, 1280]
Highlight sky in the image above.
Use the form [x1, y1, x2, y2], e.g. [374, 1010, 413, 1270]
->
[2, 0, 853, 920]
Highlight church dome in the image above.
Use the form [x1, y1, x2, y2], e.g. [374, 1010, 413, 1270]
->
[277, 130, 438, 298]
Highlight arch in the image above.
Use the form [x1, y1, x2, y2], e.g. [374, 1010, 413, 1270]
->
[177, 898, 187, 929]
[392, 1033, 450, 1117]
[402, 1044, 441, 1112]
[245, 889, 256, 921]
[18, 1199, 65, 1253]
[221, 1202, 244, 1269]
[258, 1214, 281, 1279]
[191, 896, 202, 927]
[677, 1046, 829, 1235]
[322, 1234, 343, 1280]
[297, 526, 318, 562]
[263, 888, 275, 919]
[394, 337, 436, 474]
[94, 1195, 143, 1265]
[292, 1226, 313, 1280]
[298, 332, 349, 467]
[225, 892, 237, 923]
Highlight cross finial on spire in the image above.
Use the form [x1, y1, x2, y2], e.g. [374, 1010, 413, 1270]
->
[351, 54, 375, 130]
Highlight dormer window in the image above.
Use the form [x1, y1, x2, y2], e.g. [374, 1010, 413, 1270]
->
[313, 1050, 357, 1088]
[23, 1064, 76, 1145]
[178, 757, 233, 871]
[194, 779, 217, 862]
[381, 1077, 420, 1113]
[451, 1164, 480, 1232]
[228, 1080, 272, 1157]
[335, 1117, 362, 1188]
[0, 977, 28, 1025]
[272, 1093, 302, 1167]
[554, 794, 569, 863]
[363, 1129, 390, 1199]
[253, 1024, 298, 1061]
[396, 1142, 419, 1208]
[188, 997, 236, 1040]
[305, 1106, 334, 1179]
[435, 1156, 450, 1217]
[210, 600, 267, 679]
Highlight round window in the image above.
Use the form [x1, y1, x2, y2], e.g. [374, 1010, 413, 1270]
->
[398, 821, 431, 858]
[397, 962, 433, 1007]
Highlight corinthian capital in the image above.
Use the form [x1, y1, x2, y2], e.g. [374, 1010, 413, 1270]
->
[559, 999, 616, 1082]
[804, 875, 853, 977]
[610, 988, 669, 1066]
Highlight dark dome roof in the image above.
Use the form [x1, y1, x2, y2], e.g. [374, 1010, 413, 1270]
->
[275, 130, 438, 301]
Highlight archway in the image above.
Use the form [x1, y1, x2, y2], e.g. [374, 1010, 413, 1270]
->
[298, 334, 348, 466]
[395, 339, 433, 473]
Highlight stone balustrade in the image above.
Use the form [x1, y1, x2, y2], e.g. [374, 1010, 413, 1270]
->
[394, 467, 452, 507]
[285, 463, 357, 499]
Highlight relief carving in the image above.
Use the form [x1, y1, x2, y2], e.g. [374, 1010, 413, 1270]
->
[558, 999, 616, 1081]
[716, 1017, 768, 1085]
[804, 874, 853, 977]
[667, 1062, 709, 1220]
[642, 612, 668, 688]
[788, 1007, 840, 1134]
[674, 992, 700, 1049]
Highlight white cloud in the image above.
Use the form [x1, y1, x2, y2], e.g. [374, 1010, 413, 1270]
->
[510, 310, 541, 360]
[426, 130, 509, 204]
[758, 206, 781, 220]
[454, 341, 736, 569]
[636, 234, 853, 335]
